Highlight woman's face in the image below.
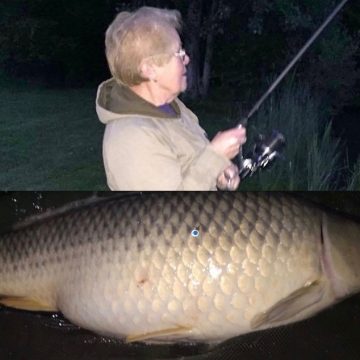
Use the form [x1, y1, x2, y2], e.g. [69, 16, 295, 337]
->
[153, 28, 190, 102]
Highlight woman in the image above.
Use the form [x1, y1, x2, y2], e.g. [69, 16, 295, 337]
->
[96, 6, 246, 190]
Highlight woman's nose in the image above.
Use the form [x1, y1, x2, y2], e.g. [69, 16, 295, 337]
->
[184, 54, 190, 65]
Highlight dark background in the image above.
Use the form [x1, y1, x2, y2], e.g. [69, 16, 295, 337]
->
[1, 1, 359, 94]
[0, 3, 359, 95]
[1, 0, 359, 162]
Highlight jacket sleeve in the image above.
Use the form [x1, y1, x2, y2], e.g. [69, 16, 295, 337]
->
[103, 122, 231, 191]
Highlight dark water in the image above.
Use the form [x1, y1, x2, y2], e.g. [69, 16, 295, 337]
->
[1, 192, 360, 360]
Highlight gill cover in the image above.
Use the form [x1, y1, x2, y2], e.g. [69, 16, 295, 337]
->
[322, 212, 360, 298]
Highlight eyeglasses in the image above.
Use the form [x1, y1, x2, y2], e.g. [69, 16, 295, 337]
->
[148, 48, 187, 62]
[173, 48, 187, 61]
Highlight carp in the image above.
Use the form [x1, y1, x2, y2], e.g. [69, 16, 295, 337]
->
[0, 192, 359, 343]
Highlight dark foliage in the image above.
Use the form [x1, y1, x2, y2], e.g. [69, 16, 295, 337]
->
[0, 0, 359, 112]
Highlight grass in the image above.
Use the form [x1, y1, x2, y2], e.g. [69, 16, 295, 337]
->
[0, 84, 108, 190]
[346, 158, 360, 190]
[190, 79, 360, 190]
[1, 79, 359, 190]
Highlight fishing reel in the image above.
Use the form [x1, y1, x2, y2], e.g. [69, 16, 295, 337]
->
[238, 130, 285, 179]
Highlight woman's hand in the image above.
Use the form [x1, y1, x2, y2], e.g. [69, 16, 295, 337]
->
[217, 163, 240, 191]
[209, 127, 247, 160]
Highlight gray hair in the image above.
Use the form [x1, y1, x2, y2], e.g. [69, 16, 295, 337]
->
[105, 7, 182, 86]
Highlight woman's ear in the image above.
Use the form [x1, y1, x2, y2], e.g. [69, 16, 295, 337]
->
[140, 59, 157, 82]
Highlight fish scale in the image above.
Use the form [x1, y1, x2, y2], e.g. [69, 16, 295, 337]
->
[1, 192, 360, 343]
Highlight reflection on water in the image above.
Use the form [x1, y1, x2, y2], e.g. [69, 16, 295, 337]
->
[1, 192, 360, 359]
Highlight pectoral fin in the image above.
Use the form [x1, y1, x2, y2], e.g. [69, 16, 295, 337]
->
[126, 326, 192, 343]
[251, 279, 326, 329]
[0, 296, 57, 311]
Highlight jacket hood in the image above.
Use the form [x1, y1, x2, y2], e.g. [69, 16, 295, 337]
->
[96, 78, 181, 124]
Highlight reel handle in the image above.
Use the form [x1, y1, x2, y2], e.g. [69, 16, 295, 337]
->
[238, 129, 285, 180]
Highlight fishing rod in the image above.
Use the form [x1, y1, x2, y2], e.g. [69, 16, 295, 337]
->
[236, 0, 350, 180]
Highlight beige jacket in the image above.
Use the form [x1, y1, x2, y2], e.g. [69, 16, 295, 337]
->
[96, 78, 230, 190]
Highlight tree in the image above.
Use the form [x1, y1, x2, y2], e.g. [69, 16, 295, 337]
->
[0, 0, 115, 85]
[247, 0, 360, 113]
[181, 0, 203, 98]
[180, 0, 231, 99]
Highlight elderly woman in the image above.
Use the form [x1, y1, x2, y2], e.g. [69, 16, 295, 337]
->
[96, 7, 246, 190]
